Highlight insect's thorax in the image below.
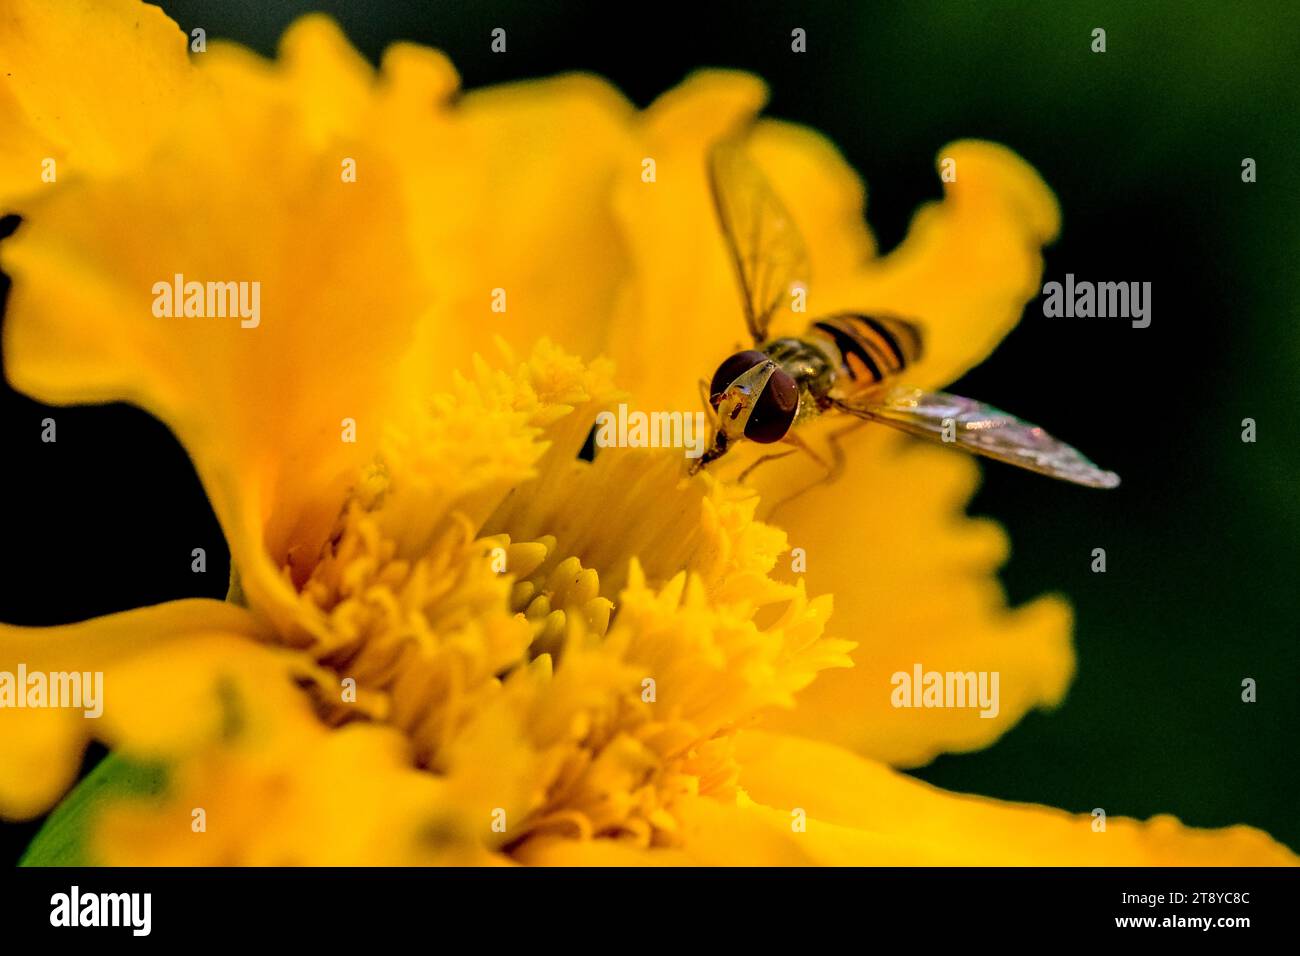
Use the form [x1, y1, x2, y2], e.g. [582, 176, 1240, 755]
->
[760, 336, 839, 424]
[761, 316, 917, 428]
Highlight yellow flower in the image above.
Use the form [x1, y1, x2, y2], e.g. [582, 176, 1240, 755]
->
[0, 4, 1293, 865]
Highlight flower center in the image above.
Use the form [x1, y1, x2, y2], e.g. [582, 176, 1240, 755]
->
[265, 343, 850, 851]
[286, 494, 710, 846]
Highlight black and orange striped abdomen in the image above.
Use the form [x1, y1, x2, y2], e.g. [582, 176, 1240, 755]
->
[808, 313, 923, 385]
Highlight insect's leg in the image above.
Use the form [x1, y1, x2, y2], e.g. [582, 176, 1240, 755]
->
[765, 421, 866, 519]
[736, 448, 798, 484]
[777, 431, 829, 470]
[819, 419, 866, 486]
[735, 431, 825, 485]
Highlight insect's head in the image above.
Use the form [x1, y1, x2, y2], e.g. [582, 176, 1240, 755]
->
[708, 349, 799, 445]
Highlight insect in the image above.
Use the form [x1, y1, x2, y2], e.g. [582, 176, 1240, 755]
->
[691, 138, 1120, 491]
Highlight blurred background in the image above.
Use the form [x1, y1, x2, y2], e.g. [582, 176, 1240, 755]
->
[2, 0, 1297, 861]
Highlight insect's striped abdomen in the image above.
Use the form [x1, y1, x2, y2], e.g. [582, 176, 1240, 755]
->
[809, 313, 923, 384]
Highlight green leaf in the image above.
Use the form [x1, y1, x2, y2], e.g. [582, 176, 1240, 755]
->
[19, 753, 167, 867]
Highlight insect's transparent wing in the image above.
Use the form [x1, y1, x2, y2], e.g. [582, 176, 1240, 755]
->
[707, 138, 811, 344]
[836, 386, 1121, 489]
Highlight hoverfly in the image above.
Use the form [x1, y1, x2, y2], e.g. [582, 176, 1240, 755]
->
[691, 138, 1120, 491]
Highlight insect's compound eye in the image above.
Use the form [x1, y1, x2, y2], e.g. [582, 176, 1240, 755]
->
[744, 368, 798, 443]
[709, 350, 769, 408]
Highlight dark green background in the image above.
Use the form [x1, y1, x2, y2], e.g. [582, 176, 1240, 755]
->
[2, 0, 1296, 861]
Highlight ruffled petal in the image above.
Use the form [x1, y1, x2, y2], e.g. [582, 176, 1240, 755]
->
[604, 70, 769, 411]
[814, 140, 1061, 389]
[2, 19, 434, 632]
[409, 74, 638, 375]
[0, 600, 268, 819]
[516, 796, 815, 866]
[0, 0, 193, 209]
[734, 731, 1298, 865]
[753, 425, 1074, 767]
[92, 721, 504, 866]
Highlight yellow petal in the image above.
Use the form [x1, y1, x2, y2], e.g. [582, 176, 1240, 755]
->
[516, 795, 818, 866]
[0, 600, 266, 819]
[0, 0, 192, 209]
[93, 721, 503, 866]
[98, 633, 323, 760]
[1, 20, 431, 633]
[816, 139, 1061, 389]
[604, 71, 768, 411]
[734, 730, 1298, 865]
[755, 425, 1074, 767]
[407, 74, 638, 375]
[746, 119, 877, 279]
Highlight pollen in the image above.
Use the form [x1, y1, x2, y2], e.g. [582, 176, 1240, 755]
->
[278, 341, 852, 851]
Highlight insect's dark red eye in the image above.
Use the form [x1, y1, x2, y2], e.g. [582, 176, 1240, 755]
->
[744, 368, 798, 443]
[709, 350, 768, 407]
